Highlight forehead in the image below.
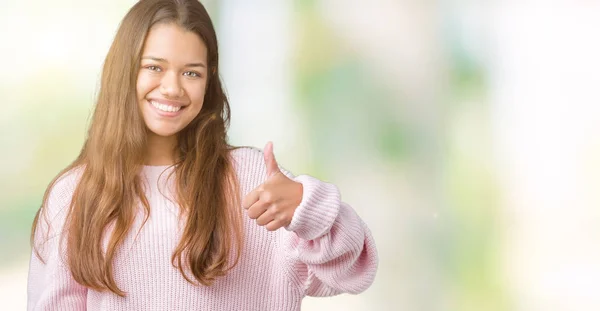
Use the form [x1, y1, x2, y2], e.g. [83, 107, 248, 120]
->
[141, 22, 207, 63]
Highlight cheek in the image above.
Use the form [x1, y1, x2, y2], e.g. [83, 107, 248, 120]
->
[187, 84, 207, 106]
[136, 73, 156, 98]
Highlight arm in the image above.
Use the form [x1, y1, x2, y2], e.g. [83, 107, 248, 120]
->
[28, 171, 88, 310]
[238, 144, 378, 296]
[281, 174, 378, 297]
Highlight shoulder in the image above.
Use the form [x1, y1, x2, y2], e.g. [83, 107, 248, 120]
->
[228, 146, 268, 192]
[48, 166, 84, 199]
[34, 166, 85, 245]
[229, 146, 267, 172]
[228, 145, 296, 180]
[229, 146, 265, 162]
[44, 166, 85, 218]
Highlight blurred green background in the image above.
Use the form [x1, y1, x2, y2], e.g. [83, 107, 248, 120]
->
[2, 1, 600, 310]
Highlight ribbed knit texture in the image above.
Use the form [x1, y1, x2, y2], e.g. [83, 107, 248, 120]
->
[27, 147, 378, 311]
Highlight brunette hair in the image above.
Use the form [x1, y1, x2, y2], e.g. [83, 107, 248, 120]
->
[31, 0, 242, 296]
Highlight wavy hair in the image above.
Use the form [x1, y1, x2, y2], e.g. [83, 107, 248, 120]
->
[31, 0, 242, 296]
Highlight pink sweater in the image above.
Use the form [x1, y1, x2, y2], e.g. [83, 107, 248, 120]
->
[27, 147, 378, 311]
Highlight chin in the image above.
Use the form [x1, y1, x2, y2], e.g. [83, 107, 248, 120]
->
[146, 125, 181, 138]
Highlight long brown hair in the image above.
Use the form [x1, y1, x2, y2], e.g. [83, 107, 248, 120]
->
[31, 0, 242, 296]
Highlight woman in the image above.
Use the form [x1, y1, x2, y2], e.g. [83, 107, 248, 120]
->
[28, 0, 378, 310]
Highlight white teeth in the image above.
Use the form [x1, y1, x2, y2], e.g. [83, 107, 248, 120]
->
[150, 100, 181, 112]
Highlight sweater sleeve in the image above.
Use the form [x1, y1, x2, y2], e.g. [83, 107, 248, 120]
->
[27, 170, 88, 310]
[279, 172, 378, 297]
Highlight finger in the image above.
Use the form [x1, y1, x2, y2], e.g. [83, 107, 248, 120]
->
[264, 141, 280, 177]
[256, 209, 275, 226]
[247, 200, 269, 219]
[265, 219, 285, 231]
[242, 188, 261, 209]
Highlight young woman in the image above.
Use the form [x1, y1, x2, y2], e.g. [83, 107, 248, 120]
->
[27, 0, 378, 310]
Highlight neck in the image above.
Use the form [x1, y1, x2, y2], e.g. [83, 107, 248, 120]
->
[145, 132, 178, 166]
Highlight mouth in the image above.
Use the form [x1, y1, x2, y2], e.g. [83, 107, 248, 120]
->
[147, 99, 188, 116]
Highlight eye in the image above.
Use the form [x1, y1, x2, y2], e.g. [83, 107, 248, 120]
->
[145, 65, 161, 72]
[183, 71, 201, 78]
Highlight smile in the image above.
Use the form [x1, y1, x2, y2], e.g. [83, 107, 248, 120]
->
[150, 100, 182, 112]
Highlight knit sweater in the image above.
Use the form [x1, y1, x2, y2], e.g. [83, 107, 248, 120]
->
[27, 147, 378, 311]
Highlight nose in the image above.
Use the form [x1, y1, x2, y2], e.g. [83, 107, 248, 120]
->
[159, 71, 184, 98]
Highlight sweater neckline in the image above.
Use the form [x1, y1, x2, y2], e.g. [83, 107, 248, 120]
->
[141, 164, 175, 176]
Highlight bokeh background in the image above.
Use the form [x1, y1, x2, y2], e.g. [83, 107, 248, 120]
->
[1, 0, 600, 310]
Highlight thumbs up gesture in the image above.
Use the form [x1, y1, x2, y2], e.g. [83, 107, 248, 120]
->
[242, 142, 304, 231]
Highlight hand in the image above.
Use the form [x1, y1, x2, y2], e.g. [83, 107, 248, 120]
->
[242, 141, 303, 231]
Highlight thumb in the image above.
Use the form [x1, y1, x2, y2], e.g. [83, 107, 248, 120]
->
[264, 141, 280, 177]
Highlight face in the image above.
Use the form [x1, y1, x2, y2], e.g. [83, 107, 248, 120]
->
[136, 22, 208, 139]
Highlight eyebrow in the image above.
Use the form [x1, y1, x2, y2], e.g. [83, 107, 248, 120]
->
[141, 56, 206, 68]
